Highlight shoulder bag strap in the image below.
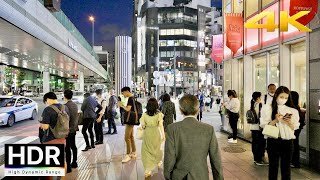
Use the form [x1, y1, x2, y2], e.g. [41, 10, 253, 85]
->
[132, 98, 138, 123]
[264, 94, 267, 104]
[50, 105, 61, 114]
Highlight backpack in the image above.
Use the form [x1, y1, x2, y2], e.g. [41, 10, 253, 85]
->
[135, 100, 143, 115]
[246, 110, 257, 124]
[49, 105, 70, 139]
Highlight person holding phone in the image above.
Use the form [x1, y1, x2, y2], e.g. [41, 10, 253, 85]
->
[260, 86, 300, 180]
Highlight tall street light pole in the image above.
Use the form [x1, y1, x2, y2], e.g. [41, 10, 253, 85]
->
[89, 16, 95, 50]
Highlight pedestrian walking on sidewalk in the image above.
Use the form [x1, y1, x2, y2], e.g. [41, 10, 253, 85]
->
[260, 86, 300, 180]
[164, 95, 224, 180]
[105, 89, 118, 135]
[63, 90, 79, 173]
[140, 98, 165, 178]
[94, 89, 107, 145]
[223, 90, 240, 144]
[248, 92, 268, 166]
[161, 93, 176, 131]
[81, 93, 102, 151]
[118, 87, 137, 163]
[205, 95, 211, 112]
[196, 90, 204, 121]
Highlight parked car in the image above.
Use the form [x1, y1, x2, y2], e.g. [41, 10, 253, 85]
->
[0, 96, 38, 127]
[24, 91, 34, 97]
[72, 91, 85, 104]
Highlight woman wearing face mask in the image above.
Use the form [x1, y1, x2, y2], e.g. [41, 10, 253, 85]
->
[260, 86, 300, 180]
[224, 90, 240, 144]
[249, 92, 268, 166]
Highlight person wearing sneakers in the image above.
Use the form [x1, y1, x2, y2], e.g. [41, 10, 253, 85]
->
[223, 90, 240, 144]
[249, 92, 268, 166]
[140, 98, 165, 178]
[118, 87, 137, 163]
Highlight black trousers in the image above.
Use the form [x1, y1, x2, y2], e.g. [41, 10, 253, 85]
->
[120, 108, 125, 125]
[108, 117, 117, 132]
[82, 118, 94, 147]
[229, 113, 239, 140]
[267, 138, 294, 180]
[292, 129, 301, 167]
[65, 132, 77, 166]
[197, 110, 203, 121]
[94, 120, 104, 143]
[251, 130, 266, 162]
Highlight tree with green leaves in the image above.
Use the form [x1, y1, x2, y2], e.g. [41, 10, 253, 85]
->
[17, 69, 26, 88]
[4, 67, 13, 90]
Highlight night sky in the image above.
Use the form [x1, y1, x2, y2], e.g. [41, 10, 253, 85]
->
[61, 0, 222, 53]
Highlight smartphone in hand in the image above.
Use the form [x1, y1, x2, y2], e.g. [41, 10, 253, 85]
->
[283, 113, 292, 119]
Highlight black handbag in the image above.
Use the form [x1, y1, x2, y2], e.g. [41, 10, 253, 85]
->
[124, 99, 141, 125]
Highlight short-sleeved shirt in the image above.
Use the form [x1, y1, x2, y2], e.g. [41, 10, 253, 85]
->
[41, 104, 70, 143]
[127, 96, 134, 111]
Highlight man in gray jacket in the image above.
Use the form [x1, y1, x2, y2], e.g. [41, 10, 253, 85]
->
[164, 94, 223, 180]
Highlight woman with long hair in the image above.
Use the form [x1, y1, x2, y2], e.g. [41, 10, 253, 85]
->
[224, 90, 240, 144]
[161, 93, 176, 131]
[260, 86, 300, 180]
[249, 92, 268, 166]
[140, 98, 165, 178]
[290, 91, 306, 168]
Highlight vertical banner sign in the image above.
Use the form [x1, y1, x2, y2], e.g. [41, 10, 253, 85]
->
[211, 34, 224, 64]
[225, 13, 243, 55]
[289, 0, 318, 26]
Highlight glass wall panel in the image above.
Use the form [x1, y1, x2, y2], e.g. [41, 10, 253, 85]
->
[269, 53, 280, 86]
[261, 2, 279, 47]
[246, 0, 259, 18]
[224, 60, 232, 91]
[254, 56, 267, 94]
[262, 0, 275, 8]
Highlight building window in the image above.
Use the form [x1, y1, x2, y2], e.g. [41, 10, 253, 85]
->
[269, 52, 280, 86]
[254, 55, 267, 94]
[246, 0, 259, 18]
[160, 40, 167, 46]
[160, 51, 166, 57]
[262, 0, 276, 8]
[291, 42, 306, 107]
[185, 51, 191, 57]
[167, 40, 174, 46]
[160, 29, 167, 35]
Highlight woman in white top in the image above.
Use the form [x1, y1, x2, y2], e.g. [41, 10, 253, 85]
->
[205, 95, 211, 112]
[249, 92, 268, 166]
[223, 90, 240, 144]
[260, 86, 300, 180]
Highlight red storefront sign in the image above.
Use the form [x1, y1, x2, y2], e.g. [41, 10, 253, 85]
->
[225, 13, 243, 55]
[289, 0, 318, 26]
[211, 34, 224, 64]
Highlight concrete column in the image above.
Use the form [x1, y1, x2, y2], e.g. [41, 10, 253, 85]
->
[43, 71, 50, 93]
[79, 72, 84, 92]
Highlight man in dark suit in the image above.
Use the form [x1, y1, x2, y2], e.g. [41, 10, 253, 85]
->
[164, 94, 224, 180]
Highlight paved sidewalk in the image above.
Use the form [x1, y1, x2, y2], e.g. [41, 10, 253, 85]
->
[65, 99, 320, 180]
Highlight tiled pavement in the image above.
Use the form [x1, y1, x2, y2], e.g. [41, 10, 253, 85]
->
[1, 98, 320, 180]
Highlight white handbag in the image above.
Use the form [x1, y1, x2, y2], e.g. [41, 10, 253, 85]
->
[262, 124, 280, 139]
[136, 127, 144, 140]
[115, 108, 121, 119]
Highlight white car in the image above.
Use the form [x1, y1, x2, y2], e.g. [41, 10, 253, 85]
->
[24, 91, 34, 97]
[0, 96, 38, 127]
[72, 91, 85, 104]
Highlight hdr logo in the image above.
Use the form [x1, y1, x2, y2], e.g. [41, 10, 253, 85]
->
[4, 144, 65, 176]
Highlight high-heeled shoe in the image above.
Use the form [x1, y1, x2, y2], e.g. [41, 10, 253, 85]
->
[144, 171, 152, 178]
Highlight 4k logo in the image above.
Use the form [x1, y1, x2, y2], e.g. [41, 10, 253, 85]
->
[245, 11, 312, 32]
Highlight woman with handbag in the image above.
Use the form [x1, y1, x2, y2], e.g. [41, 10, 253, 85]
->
[249, 92, 268, 166]
[161, 93, 176, 131]
[140, 98, 165, 178]
[260, 86, 300, 180]
[223, 90, 240, 144]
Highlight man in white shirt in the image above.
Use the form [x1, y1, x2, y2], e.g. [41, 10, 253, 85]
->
[264, 84, 276, 105]
[94, 89, 108, 145]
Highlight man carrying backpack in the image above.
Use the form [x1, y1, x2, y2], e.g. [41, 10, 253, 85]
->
[94, 89, 108, 145]
[40, 92, 70, 144]
[39, 92, 70, 180]
[105, 89, 118, 135]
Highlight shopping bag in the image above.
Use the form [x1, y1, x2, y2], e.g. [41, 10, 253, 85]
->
[136, 127, 144, 140]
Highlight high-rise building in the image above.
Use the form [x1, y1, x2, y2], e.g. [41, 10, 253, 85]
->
[132, 0, 214, 96]
[115, 36, 132, 95]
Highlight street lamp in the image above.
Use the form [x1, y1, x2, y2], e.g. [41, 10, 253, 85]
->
[89, 15, 95, 49]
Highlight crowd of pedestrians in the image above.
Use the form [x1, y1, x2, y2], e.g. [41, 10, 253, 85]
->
[37, 83, 306, 180]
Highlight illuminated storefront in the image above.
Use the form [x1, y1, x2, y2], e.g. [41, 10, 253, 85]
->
[221, 0, 308, 163]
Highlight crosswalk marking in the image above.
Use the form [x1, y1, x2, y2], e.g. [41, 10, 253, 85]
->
[0, 136, 16, 145]
[0, 136, 39, 158]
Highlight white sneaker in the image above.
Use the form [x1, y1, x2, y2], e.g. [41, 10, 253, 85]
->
[227, 138, 233, 142]
[228, 139, 237, 144]
[122, 155, 131, 163]
[130, 152, 137, 159]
